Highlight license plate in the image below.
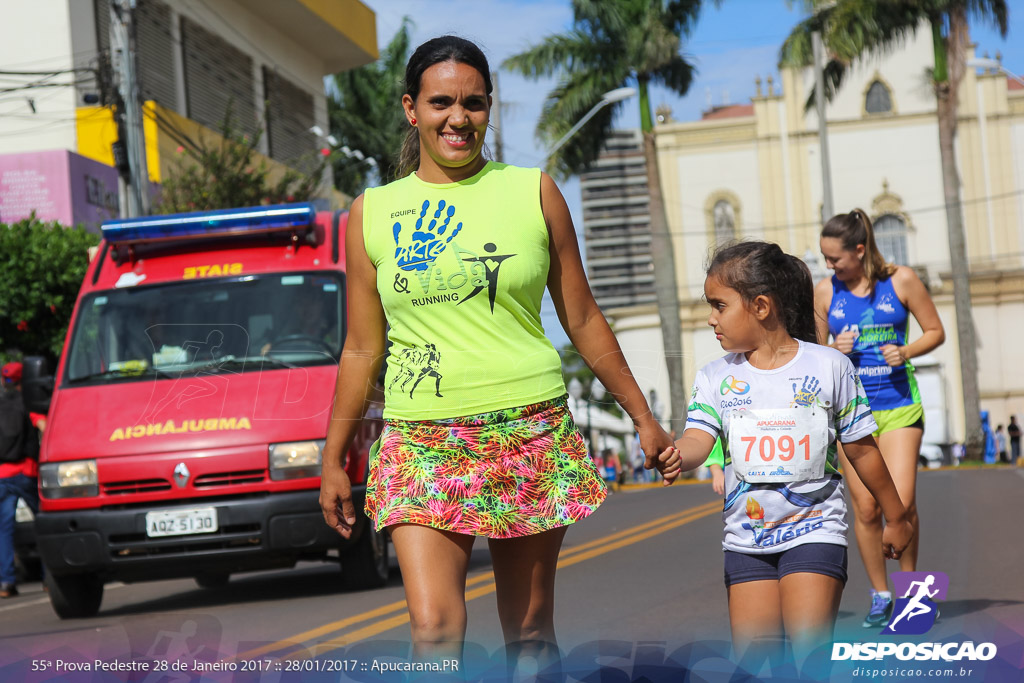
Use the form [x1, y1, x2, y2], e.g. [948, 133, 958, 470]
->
[145, 507, 218, 538]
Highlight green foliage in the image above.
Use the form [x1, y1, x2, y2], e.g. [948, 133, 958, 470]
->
[156, 114, 328, 213]
[328, 17, 413, 194]
[778, 0, 1010, 107]
[503, 0, 700, 179]
[0, 215, 99, 361]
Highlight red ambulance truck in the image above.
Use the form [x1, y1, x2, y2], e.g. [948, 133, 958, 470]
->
[21, 203, 386, 618]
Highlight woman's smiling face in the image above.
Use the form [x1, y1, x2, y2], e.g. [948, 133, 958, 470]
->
[404, 60, 491, 182]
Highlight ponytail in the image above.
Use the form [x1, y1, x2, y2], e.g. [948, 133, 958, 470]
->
[707, 241, 817, 344]
[822, 208, 897, 289]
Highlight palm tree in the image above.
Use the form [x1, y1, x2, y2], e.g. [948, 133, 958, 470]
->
[327, 17, 413, 195]
[780, 0, 1009, 459]
[504, 0, 702, 437]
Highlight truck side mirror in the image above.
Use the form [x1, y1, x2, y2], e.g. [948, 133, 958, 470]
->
[22, 355, 54, 415]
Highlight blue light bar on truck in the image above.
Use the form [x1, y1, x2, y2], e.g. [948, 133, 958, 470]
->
[101, 203, 316, 245]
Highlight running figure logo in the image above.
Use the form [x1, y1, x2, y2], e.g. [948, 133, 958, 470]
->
[884, 571, 948, 634]
[388, 344, 443, 398]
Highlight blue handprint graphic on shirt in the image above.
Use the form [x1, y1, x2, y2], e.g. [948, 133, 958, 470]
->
[791, 375, 821, 407]
[393, 199, 463, 271]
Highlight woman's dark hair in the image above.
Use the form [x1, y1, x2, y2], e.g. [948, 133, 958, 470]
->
[396, 36, 493, 178]
[821, 208, 897, 288]
[707, 241, 817, 344]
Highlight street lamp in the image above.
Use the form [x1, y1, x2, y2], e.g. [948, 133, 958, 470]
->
[966, 57, 1024, 87]
[542, 87, 637, 162]
[567, 376, 606, 458]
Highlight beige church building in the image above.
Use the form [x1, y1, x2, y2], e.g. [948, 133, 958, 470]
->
[599, 31, 1023, 446]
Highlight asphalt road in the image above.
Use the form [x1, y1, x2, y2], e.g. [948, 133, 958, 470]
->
[1, 467, 1022, 682]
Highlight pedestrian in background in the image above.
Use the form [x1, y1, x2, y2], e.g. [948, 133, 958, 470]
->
[816, 208, 945, 628]
[995, 425, 1008, 464]
[1007, 416, 1021, 466]
[318, 35, 674, 675]
[0, 362, 40, 598]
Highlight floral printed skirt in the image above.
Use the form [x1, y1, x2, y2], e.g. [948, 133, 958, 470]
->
[365, 395, 607, 538]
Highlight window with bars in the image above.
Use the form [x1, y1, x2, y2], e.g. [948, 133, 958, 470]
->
[874, 214, 908, 265]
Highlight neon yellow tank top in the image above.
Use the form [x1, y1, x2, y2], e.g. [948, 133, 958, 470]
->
[362, 161, 566, 420]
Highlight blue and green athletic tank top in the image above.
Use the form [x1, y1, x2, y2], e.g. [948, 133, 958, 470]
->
[827, 275, 920, 410]
[361, 161, 566, 420]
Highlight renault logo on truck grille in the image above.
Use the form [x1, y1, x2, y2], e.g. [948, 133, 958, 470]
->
[173, 463, 190, 488]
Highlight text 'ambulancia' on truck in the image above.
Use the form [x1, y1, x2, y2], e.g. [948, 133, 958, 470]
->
[22, 203, 387, 619]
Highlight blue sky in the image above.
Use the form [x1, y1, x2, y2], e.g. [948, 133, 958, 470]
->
[361, 0, 1020, 345]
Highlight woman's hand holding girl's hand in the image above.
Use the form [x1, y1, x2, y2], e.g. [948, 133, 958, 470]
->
[881, 518, 915, 560]
[644, 445, 681, 486]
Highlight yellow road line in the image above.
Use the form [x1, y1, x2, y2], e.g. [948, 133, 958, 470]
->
[239, 498, 721, 660]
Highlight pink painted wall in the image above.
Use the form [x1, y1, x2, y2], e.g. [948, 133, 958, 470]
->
[0, 150, 119, 231]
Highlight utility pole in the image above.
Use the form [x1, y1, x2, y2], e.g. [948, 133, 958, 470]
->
[110, 0, 150, 216]
[812, 29, 834, 221]
[491, 71, 504, 163]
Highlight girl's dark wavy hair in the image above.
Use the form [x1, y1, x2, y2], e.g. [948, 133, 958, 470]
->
[396, 36, 492, 179]
[707, 241, 817, 344]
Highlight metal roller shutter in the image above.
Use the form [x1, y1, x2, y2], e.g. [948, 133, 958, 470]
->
[181, 16, 257, 138]
[94, 0, 176, 109]
[263, 68, 316, 169]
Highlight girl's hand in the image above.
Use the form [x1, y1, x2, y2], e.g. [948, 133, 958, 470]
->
[711, 468, 725, 495]
[879, 344, 906, 367]
[834, 330, 858, 354]
[652, 446, 682, 485]
[319, 465, 357, 539]
[882, 519, 914, 560]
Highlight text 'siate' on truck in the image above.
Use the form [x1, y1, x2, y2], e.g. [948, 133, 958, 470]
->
[21, 203, 387, 619]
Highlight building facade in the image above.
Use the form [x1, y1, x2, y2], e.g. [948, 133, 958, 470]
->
[600, 31, 1024, 444]
[580, 129, 656, 309]
[0, 0, 377, 228]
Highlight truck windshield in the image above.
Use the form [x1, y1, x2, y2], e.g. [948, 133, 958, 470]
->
[65, 272, 345, 385]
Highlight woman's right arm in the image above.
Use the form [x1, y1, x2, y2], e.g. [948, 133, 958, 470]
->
[319, 195, 387, 538]
[813, 278, 833, 346]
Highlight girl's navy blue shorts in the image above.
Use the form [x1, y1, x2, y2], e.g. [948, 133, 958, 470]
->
[724, 543, 848, 586]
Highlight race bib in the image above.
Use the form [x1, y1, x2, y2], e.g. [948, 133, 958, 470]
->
[728, 406, 829, 483]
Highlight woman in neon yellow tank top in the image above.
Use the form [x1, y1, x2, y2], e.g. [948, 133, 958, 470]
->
[318, 36, 675, 672]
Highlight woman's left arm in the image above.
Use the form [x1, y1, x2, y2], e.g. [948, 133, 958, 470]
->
[540, 172, 673, 456]
[885, 266, 945, 365]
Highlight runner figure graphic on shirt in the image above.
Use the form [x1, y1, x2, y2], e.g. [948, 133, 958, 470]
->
[388, 344, 443, 399]
[459, 243, 515, 313]
[885, 574, 940, 632]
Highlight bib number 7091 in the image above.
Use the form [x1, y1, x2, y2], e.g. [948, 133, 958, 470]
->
[739, 434, 812, 462]
[728, 407, 829, 483]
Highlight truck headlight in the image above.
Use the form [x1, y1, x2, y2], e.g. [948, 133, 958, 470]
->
[40, 460, 99, 498]
[269, 440, 323, 480]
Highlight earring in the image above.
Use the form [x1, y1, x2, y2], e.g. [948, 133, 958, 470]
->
[410, 118, 416, 126]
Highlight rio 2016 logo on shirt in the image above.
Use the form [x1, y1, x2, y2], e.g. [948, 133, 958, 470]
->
[884, 571, 948, 635]
[720, 375, 750, 396]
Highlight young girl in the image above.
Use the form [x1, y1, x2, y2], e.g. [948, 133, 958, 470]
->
[652, 241, 913, 663]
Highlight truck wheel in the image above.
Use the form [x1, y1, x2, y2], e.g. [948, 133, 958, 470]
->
[340, 522, 389, 590]
[194, 573, 230, 589]
[45, 573, 103, 619]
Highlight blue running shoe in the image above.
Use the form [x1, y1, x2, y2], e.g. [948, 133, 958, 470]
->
[863, 591, 893, 628]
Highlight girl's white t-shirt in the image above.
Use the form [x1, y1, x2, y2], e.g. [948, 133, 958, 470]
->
[687, 340, 877, 554]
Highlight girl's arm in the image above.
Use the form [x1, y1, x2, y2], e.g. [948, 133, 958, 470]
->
[541, 173, 674, 460]
[655, 428, 717, 485]
[842, 435, 915, 558]
[884, 266, 945, 365]
[319, 195, 388, 538]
